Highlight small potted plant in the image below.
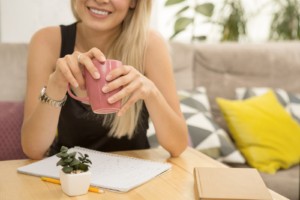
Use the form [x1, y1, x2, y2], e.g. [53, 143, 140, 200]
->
[56, 146, 92, 196]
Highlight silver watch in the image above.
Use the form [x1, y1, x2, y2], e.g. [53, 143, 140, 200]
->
[39, 86, 67, 108]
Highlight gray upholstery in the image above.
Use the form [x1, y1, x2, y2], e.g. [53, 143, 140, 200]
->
[169, 41, 300, 200]
[0, 43, 28, 101]
[194, 42, 300, 131]
[1, 42, 299, 199]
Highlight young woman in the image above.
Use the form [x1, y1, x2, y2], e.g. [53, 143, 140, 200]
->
[21, 0, 188, 159]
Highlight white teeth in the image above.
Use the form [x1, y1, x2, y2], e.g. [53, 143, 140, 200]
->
[90, 8, 109, 16]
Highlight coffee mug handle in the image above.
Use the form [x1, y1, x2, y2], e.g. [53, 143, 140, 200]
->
[67, 84, 89, 103]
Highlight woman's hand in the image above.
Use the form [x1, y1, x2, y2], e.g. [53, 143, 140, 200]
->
[101, 65, 155, 116]
[51, 48, 106, 90]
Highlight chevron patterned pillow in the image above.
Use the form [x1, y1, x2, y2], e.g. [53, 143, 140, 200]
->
[147, 87, 245, 163]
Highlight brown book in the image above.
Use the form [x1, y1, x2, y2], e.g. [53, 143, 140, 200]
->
[194, 167, 272, 200]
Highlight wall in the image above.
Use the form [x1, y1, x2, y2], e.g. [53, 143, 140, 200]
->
[0, 0, 75, 43]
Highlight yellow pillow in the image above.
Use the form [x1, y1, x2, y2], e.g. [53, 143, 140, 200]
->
[216, 90, 300, 174]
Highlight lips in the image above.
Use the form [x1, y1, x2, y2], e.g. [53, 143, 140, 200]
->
[88, 7, 111, 16]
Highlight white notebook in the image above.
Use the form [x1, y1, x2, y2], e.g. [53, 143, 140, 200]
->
[17, 147, 171, 192]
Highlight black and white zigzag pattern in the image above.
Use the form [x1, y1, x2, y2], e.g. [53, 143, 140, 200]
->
[147, 87, 245, 163]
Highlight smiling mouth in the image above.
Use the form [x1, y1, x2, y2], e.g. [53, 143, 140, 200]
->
[88, 7, 111, 16]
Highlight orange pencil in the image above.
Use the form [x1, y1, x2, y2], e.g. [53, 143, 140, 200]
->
[41, 177, 104, 194]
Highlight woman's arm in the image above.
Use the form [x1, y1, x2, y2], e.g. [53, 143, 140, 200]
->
[21, 27, 64, 159]
[22, 26, 107, 159]
[143, 31, 188, 157]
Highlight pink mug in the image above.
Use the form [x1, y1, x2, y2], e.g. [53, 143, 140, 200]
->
[67, 59, 122, 114]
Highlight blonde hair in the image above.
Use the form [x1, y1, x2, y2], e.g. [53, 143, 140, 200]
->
[71, 0, 152, 138]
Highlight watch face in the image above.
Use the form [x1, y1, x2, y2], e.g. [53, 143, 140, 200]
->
[41, 87, 46, 95]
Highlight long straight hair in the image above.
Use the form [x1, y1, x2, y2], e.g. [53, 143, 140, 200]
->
[71, 0, 152, 138]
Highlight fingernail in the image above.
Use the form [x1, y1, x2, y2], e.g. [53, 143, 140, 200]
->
[108, 97, 114, 103]
[94, 72, 100, 79]
[102, 86, 108, 93]
[74, 82, 79, 88]
[106, 74, 112, 81]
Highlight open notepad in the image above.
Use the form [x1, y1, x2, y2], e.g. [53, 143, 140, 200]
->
[17, 147, 171, 192]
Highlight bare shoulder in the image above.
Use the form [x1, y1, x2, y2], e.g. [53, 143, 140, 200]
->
[144, 30, 173, 76]
[30, 26, 60, 46]
[145, 29, 171, 67]
[147, 29, 170, 54]
[29, 26, 61, 62]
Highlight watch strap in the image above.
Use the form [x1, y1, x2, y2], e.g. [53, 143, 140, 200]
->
[39, 86, 67, 108]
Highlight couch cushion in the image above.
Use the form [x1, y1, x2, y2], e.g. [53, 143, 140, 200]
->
[0, 43, 28, 101]
[193, 42, 300, 130]
[169, 42, 194, 90]
[236, 87, 300, 123]
[228, 163, 299, 200]
[148, 87, 245, 163]
[217, 90, 300, 173]
[179, 88, 220, 158]
[180, 87, 245, 163]
[0, 101, 27, 160]
[260, 164, 299, 200]
[147, 87, 214, 151]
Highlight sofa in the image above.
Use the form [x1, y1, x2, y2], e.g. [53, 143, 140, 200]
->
[0, 42, 299, 199]
[170, 41, 300, 200]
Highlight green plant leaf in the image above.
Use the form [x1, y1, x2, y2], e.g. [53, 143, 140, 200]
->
[174, 17, 193, 32]
[175, 5, 189, 16]
[56, 152, 68, 158]
[165, 0, 185, 6]
[56, 159, 65, 166]
[69, 159, 81, 167]
[84, 159, 92, 164]
[170, 30, 183, 40]
[192, 35, 207, 41]
[64, 158, 73, 163]
[62, 166, 73, 173]
[60, 146, 68, 153]
[69, 152, 76, 158]
[195, 3, 214, 17]
[78, 152, 84, 158]
[78, 163, 88, 172]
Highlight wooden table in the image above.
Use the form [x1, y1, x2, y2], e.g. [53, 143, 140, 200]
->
[0, 147, 288, 200]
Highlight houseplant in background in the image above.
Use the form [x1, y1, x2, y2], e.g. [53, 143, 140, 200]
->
[214, 0, 248, 41]
[165, 0, 215, 41]
[269, 0, 300, 40]
[56, 146, 92, 196]
[164, 0, 248, 42]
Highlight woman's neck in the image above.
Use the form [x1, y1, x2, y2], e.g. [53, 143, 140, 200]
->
[75, 22, 121, 55]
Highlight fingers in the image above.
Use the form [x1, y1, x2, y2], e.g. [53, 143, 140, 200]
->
[76, 52, 100, 79]
[78, 48, 107, 79]
[117, 92, 140, 117]
[107, 78, 142, 104]
[55, 48, 106, 89]
[102, 65, 135, 94]
[65, 55, 84, 89]
[106, 65, 132, 81]
[106, 72, 148, 117]
[87, 47, 106, 63]
[56, 58, 79, 88]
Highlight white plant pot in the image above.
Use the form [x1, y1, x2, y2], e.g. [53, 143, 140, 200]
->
[59, 170, 91, 196]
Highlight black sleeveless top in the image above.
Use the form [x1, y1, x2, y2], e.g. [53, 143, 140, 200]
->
[48, 23, 150, 155]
